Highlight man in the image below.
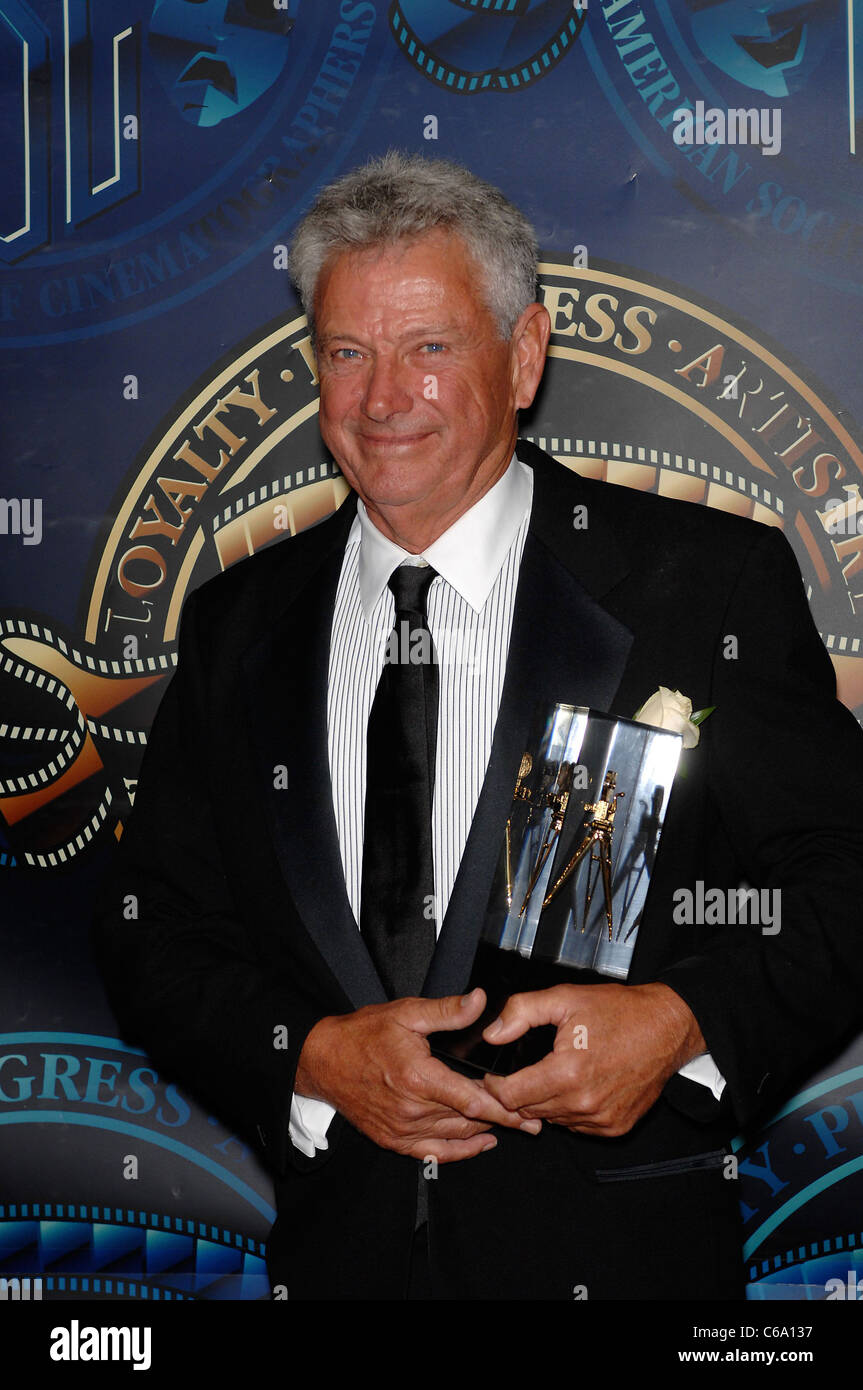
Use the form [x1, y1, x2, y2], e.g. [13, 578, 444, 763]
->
[94, 152, 863, 1300]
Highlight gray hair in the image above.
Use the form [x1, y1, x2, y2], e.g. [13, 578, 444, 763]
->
[288, 150, 539, 341]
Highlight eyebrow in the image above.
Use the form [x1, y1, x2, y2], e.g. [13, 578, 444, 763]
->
[317, 323, 459, 345]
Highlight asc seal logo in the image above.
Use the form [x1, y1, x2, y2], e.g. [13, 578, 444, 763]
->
[0, 0, 386, 345]
[1, 257, 862, 872]
[585, 1, 863, 295]
[389, 0, 587, 92]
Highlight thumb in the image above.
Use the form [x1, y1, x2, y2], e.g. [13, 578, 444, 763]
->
[482, 987, 568, 1043]
[411, 987, 487, 1035]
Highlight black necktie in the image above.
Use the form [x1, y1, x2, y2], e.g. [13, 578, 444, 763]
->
[360, 562, 439, 998]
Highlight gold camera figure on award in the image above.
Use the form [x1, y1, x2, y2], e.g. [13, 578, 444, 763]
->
[507, 762, 624, 942]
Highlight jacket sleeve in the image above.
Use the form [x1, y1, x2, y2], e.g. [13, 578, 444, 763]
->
[656, 525, 863, 1129]
[91, 588, 335, 1179]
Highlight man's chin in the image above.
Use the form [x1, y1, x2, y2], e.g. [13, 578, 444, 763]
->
[340, 454, 442, 506]
[356, 443, 440, 481]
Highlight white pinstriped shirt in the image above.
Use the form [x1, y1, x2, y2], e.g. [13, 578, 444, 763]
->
[328, 456, 532, 934]
[289, 455, 722, 1155]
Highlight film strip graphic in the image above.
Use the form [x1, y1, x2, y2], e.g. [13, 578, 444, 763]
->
[388, 0, 588, 94]
[0, 615, 165, 793]
[0, 1202, 268, 1301]
[0, 616, 175, 869]
[15, 1276, 192, 1301]
[748, 1226, 863, 1298]
[816, 625, 862, 656]
[0, 622, 88, 798]
[523, 434, 787, 521]
[210, 458, 349, 570]
[803, 597, 863, 658]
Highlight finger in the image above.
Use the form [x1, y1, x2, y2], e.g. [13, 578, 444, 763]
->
[409, 1134, 498, 1165]
[483, 1052, 570, 1113]
[420, 1056, 540, 1131]
[413, 1116, 495, 1140]
[482, 987, 573, 1044]
[405, 988, 488, 1036]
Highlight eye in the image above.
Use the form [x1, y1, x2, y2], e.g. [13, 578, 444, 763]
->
[333, 347, 362, 360]
[420, 342, 445, 353]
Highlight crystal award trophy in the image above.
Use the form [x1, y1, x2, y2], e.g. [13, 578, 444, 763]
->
[431, 703, 683, 1076]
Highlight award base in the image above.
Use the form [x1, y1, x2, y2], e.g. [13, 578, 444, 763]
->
[429, 941, 602, 1077]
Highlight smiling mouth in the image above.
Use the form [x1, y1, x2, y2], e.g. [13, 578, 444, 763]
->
[360, 432, 433, 445]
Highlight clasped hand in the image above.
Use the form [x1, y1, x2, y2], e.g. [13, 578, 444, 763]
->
[481, 980, 703, 1136]
[295, 988, 540, 1164]
[296, 981, 702, 1161]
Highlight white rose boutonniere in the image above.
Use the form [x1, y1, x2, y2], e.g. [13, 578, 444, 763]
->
[633, 687, 714, 749]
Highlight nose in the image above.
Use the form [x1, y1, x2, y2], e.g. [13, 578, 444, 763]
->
[362, 352, 413, 421]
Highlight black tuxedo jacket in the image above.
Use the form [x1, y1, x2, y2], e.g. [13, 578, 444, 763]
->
[93, 441, 863, 1299]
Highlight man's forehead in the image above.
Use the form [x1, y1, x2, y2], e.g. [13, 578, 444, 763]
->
[331, 226, 471, 268]
[315, 232, 493, 335]
[317, 229, 480, 298]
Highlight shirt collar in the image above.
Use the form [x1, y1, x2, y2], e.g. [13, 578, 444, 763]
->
[351, 453, 533, 620]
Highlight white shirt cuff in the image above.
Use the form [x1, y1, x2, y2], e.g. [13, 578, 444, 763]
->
[289, 1092, 337, 1156]
[678, 1052, 726, 1100]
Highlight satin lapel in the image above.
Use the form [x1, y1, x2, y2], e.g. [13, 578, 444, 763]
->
[241, 511, 388, 1010]
[425, 528, 634, 998]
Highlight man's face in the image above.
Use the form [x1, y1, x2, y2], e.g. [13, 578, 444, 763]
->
[313, 230, 546, 535]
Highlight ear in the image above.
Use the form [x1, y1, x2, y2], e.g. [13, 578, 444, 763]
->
[511, 302, 551, 411]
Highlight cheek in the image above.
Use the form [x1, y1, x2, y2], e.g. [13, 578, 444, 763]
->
[443, 384, 495, 434]
[432, 376, 481, 416]
[319, 381, 357, 428]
